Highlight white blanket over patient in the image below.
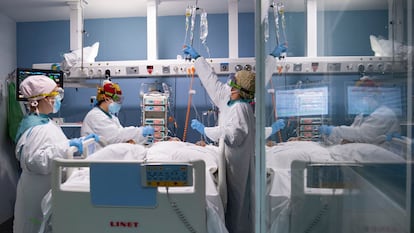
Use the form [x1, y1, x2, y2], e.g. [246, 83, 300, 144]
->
[265, 140, 405, 233]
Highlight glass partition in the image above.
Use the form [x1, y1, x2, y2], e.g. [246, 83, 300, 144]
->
[259, 0, 412, 232]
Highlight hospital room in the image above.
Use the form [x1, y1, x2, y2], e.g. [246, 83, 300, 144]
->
[0, 0, 412, 233]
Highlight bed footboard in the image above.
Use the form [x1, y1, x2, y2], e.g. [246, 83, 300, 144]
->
[51, 158, 207, 233]
[290, 160, 407, 233]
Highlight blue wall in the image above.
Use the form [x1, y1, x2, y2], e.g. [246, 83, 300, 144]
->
[16, 10, 390, 142]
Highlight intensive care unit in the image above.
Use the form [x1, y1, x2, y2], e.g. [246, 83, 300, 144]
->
[0, 0, 413, 233]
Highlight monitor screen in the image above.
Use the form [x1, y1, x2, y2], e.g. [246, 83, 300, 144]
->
[275, 86, 329, 117]
[16, 68, 64, 101]
[347, 86, 403, 116]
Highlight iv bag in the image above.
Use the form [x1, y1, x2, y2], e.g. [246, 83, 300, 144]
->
[200, 10, 208, 43]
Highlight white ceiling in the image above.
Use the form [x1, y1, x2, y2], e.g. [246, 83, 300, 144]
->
[0, 0, 390, 22]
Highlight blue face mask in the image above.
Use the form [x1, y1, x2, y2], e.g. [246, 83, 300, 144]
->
[53, 96, 62, 113]
[108, 102, 121, 114]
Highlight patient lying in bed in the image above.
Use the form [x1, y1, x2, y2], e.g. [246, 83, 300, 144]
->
[265, 137, 406, 233]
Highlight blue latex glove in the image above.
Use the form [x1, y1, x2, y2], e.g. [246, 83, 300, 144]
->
[142, 126, 154, 137]
[84, 133, 100, 142]
[191, 119, 205, 135]
[386, 132, 402, 141]
[69, 138, 84, 155]
[270, 44, 287, 58]
[271, 119, 285, 135]
[319, 125, 334, 136]
[183, 45, 200, 60]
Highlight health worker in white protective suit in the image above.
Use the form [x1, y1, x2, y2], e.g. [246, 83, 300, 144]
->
[13, 75, 99, 233]
[319, 78, 401, 145]
[183, 45, 255, 233]
[81, 80, 154, 149]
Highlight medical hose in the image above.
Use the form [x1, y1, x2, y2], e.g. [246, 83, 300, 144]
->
[182, 66, 196, 142]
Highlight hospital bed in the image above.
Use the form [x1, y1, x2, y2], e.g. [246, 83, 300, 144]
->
[265, 136, 411, 233]
[44, 139, 228, 233]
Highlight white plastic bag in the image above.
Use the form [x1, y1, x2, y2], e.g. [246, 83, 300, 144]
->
[370, 35, 412, 59]
[63, 42, 100, 67]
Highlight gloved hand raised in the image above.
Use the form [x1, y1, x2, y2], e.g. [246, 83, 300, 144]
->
[319, 125, 334, 136]
[142, 126, 154, 137]
[270, 44, 287, 58]
[69, 138, 84, 156]
[271, 119, 285, 135]
[183, 45, 200, 60]
[191, 119, 205, 135]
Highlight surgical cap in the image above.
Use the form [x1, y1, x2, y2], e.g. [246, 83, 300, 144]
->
[20, 75, 57, 100]
[235, 70, 255, 99]
[97, 81, 123, 102]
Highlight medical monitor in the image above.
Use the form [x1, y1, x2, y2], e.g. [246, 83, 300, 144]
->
[275, 86, 329, 117]
[346, 85, 403, 117]
[16, 68, 64, 101]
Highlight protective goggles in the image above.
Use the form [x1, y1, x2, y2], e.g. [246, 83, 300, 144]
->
[227, 74, 242, 90]
[30, 87, 64, 100]
[105, 92, 123, 103]
[227, 74, 254, 95]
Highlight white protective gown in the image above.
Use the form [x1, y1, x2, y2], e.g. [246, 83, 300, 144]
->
[328, 105, 400, 144]
[14, 120, 71, 233]
[81, 107, 147, 149]
[194, 57, 256, 233]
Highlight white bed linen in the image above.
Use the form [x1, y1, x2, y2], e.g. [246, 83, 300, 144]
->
[265, 140, 405, 233]
[43, 142, 228, 233]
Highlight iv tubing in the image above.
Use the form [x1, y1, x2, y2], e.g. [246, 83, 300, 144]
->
[269, 78, 283, 142]
[183, 66, 196, 142]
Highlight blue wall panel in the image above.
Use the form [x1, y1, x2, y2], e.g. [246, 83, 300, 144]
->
[17, 20, 69, 67]
[84, 17, 147, 60]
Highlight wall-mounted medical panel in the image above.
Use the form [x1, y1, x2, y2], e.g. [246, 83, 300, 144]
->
[32, 58, 255, 79]
[32, 56, 406, 79]
[270, 56, 407, 75]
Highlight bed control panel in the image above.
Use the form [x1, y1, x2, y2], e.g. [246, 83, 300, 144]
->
[141, 163, 193, 187]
